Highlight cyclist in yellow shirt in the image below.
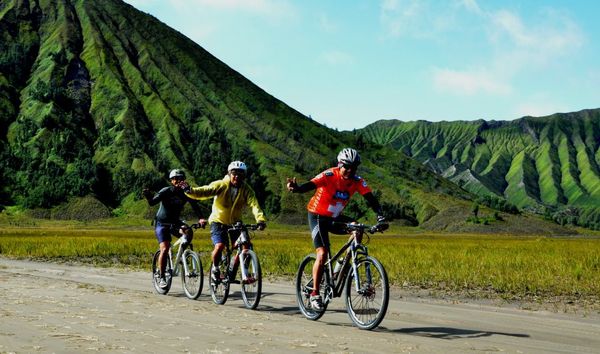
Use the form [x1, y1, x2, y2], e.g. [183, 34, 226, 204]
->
[182, 161, 266, 283]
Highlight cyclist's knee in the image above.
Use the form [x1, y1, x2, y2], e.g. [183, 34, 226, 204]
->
[316, 247, 327, 257]
[159, 241, 170, 252]
[214, 242, 225, 252]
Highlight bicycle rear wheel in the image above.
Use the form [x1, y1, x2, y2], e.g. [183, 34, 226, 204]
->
[180, 250, 203, 300]
[240, 250, 262, 309]
[344, 256, 389, 330]
[152, 250, 171, 295]
[295, 254, 328, 320]
[210, 256, 230, 305]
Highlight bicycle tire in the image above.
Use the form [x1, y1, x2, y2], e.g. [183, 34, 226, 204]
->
[210, 255, 230, 305]
[180, 250, 203, 300]
[240, 249, 262, 309]
[152, 250, 172, 295]
[295, 254, 328, 320]
[344, 256, 389, 330]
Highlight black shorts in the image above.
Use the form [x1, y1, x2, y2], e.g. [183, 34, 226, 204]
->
[307, 212, 352, 249]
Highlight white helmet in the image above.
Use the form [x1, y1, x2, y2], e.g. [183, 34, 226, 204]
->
[337, 148, 361, 166]
[227, 161, 247, 172]
[169, 169, 186, 179]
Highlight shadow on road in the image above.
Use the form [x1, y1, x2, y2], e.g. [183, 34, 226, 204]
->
[391, 327, 530, 340]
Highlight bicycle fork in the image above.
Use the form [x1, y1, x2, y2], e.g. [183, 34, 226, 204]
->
[171, 240, 190, 277]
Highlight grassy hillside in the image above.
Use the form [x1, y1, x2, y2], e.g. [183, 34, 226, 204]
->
[0, 0, 504, 231]
[360, 109, 600, 229]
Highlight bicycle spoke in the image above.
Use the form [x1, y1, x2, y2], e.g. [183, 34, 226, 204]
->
[345, 257, 389, 330]
[295, 254, 328, 320]
[152, 250, 171, 295]
[240, 250, 262, 309]
[210, 255, 230, 305]
[181, 250, 203, 300]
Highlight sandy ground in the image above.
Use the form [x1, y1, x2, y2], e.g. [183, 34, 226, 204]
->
[0, 257, 599, 353]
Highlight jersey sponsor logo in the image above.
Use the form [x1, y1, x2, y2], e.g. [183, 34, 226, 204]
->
[361, 180, 368, 188]
[334, 190, 350, 200]
[324, 171, 334, 177]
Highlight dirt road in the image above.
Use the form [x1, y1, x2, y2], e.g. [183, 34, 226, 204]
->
[0, 258, 598, 353]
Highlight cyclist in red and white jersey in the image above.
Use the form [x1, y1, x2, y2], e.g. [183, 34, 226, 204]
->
[287, 148, 385, 311]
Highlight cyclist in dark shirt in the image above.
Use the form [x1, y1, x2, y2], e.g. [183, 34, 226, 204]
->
[143, 169, 206, 288]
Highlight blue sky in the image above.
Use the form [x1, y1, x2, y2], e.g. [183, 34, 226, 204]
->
[124, 0, 599, 130]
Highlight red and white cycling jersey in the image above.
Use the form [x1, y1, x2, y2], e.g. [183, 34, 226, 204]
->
[307, 167, 372, 217]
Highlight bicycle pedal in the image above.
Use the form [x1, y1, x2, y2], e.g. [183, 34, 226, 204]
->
[242, 277, 256, 284]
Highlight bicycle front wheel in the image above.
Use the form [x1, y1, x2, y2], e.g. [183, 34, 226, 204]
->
[240, 249, 262, 309]
[344, 256, 389, 330]
[210, 256, 230, 305]
[295, 254, 327, 321]
[152, 250, 171, 295]
[180, 250, 203, 300]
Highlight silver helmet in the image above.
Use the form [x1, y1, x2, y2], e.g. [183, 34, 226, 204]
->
[227, 161, 247, 172]
[169, 169, 186, 179]
[337, 148, 361, 166]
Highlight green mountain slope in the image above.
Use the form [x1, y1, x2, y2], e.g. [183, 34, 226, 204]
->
[1, 0, 484, 229]
[360, 109, 600, 228]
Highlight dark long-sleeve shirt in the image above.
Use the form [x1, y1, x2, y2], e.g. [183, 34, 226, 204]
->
[147, 186, 203, 224]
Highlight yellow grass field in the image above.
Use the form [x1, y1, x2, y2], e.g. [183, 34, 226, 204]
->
[1, 222, 599, 304]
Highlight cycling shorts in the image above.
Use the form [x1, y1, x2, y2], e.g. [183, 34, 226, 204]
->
[307, 212, 353, 249]
[155, 221, 193, 244]
[210, 222, 240, 247]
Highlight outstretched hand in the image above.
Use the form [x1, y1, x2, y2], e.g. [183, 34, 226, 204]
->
[286, 177, 298, 192]
[142, 188, 153, 199]
[177, 181, 191, 192]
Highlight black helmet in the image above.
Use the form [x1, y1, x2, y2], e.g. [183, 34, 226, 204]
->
[169, 169, 186, 179]
[337, 148, 361, 166]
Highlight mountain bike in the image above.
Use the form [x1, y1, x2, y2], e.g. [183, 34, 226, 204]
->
[152, 222, 204, 299]
[295, 222, 389, 330]
[210, 222, 262, 309]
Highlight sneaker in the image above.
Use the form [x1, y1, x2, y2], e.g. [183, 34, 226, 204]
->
[211, 266, 220, 283]
[310, 294, 324, 311]
[158, 277, 168, 289]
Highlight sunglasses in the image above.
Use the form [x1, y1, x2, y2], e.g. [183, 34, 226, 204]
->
[341, 163, 358, 170]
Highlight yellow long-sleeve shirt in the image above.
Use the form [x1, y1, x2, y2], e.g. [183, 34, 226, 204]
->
[185, 175, 266, 225]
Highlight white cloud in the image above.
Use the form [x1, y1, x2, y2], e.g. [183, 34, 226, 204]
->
[422, 2, 585, 98]
[490, 9, 584, 56]
[320, 50, 355, 66]
[433, 67, 511, 96]
[379, 0, 425, 38]
[460, 0, 483, 15]
[318, 13, 338, 33]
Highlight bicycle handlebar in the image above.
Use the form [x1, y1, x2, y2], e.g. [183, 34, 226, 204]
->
[335, 222, 389, 234]
[229, 221, 261, 231]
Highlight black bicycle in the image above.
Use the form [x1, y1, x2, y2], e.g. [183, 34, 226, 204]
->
[295, 222, 389, 330]
[152, 222, 204, 299]
[210, 222, 263, 309]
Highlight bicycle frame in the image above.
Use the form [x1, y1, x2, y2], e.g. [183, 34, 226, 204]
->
[226, 225, 254, 279]
[168, 235, 192, 277]
[323, 228, 369, 302]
